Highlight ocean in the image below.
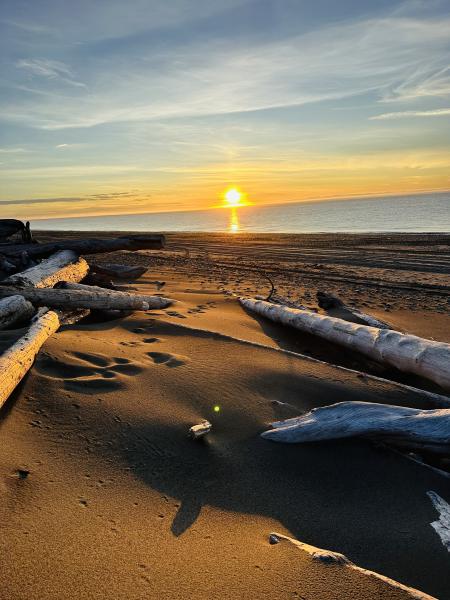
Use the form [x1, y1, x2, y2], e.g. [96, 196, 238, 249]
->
[32, 192, 450, 233]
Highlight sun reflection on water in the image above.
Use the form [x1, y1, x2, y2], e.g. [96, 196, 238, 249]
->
[229, 206, 240, 233]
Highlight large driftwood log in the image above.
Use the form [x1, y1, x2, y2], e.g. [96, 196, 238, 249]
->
[3, 250, 89, 288]
[0, 287, 171, 311]
[0, 295, 35, 330]
[317, 291, 391, 329]
[0, 310, 60, 409]
[57, 281, 171, 308]
[90, 263, 147, 280]
[261, 401, 450, 454]
[0, 234, 164, 259]
[240, 298, 450, 390]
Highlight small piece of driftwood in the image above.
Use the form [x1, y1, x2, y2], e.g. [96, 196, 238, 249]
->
[3, 250, 89, 289]
[0, 295, 35, 330]
[261, 401, 450, 455]
[0, 310, 60, 409]
[317, 291, 391, 329]
[0, 234, 165, 260]
[240, 298, 450, 390]
[90, 263, 147, 280]
[0, 287, 171, 311]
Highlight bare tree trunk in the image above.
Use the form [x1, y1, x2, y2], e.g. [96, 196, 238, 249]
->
[261, 401, 450, 454]
[0, 310, 60, 409]
[0, 234, 164, 259]
[240, 298, 450, 390]
[0, 295, 35, 330]
[3, 250, 89, 288]
[0, 286, 171, 311]
[57, 281, 171, 308]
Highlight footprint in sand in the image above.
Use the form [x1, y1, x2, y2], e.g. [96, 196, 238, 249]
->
[146, 352, 188, 368]
[35, 351, 144, 393]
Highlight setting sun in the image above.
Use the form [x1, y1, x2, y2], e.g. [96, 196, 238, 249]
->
[224, 188, 242, 206]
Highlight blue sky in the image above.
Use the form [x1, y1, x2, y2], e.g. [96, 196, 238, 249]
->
[1, 0, 449, 219]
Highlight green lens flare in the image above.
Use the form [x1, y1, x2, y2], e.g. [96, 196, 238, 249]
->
[213, 405, 220, 413]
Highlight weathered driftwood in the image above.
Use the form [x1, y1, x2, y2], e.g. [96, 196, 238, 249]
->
[240, 298, 450, 390]
[0, 234, 164, 259]
[57, 281, 172, 309]
[90, 262, 147, 280]
[0, 310, 60, 409]
[3, 250, 89, 288]
[262, 401, 450, 454]
[317, 291, 391, 329]
[0, 286, 171, 311]
[0, 295, 35, 330]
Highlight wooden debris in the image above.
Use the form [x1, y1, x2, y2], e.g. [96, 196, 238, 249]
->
[56, 282, 173, 309]
[240, 298, 450, 390]
[90, 263, 147, 280]
[0, 310, 60, 409]
[317, 291, 391, 329]
[189, 420, 212, 439]
[0, 287, 171, 311]
[261, 401, 450, 455]
[0, 234, 165, 260]
[0, 295, 35, 330]
[0, 219, 32, 242]
[3, 250, 89, 289]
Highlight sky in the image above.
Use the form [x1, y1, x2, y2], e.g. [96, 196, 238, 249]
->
[1, 0, 450, 220]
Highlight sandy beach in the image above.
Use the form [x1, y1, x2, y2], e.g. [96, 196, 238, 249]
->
[1, 232, 449, 600]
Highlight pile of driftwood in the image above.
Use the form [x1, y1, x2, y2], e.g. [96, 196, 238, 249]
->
[240, 295, 450, 460]
[0, 223, 171, 408]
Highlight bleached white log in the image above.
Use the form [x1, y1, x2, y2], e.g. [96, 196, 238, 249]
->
[56, 282, 173, 310]
[240, 298, 450, 390]
[3, 250, 89, 288]
[427, 491, 450, 551]
[270, 532, 437, 600]
[0, 310, 60, 409]
[0, 295, 35, 330]
[261, 401, 450, 454]
[0, 286, 172, 311]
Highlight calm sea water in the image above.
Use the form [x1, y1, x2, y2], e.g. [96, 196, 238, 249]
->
[33, 192, 450, 233]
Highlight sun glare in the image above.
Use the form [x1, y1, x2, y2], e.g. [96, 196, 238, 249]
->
[224, 188, 242, 206]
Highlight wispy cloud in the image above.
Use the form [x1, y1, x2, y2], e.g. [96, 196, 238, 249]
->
[0, 147, 29, 153]
[16, 58, 86, 88]
[370, 108, 450, 120]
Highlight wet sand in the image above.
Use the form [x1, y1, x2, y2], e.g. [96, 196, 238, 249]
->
[0, 232, 449, 599]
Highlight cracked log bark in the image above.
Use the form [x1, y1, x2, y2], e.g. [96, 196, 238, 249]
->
[261, 401, 450, 454]
[240, 298, 450, 390]
[0, 286, 172, 311]
[0, 310, 60, 409]
[0, 295, 35, 330]
[0, 234, 164, 260]
[3, 250, 89, 288]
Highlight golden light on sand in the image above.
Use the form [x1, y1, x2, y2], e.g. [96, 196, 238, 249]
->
[224, 188, 242, 206]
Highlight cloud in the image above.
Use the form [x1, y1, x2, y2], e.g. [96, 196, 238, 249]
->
[0, 147, 29, 153]
[0, 12, 448, 130]
[370, 108, 450, 120]
[16, 58, 86, 88]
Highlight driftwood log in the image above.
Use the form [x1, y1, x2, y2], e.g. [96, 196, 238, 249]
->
[0, 219, 32, 242]
[0, 234, 164, 260]
[3, 250, 89, 288]
[261, 401, 450, 454]
[90, 263, 147, 280]
[0, 310, 60, 409]
[0, 287, 171, 311]
[0, 295, 35, 330]
[240, 298, 450, 390]
[57, 281, 171, 308]
[317, 291, 391, 329]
